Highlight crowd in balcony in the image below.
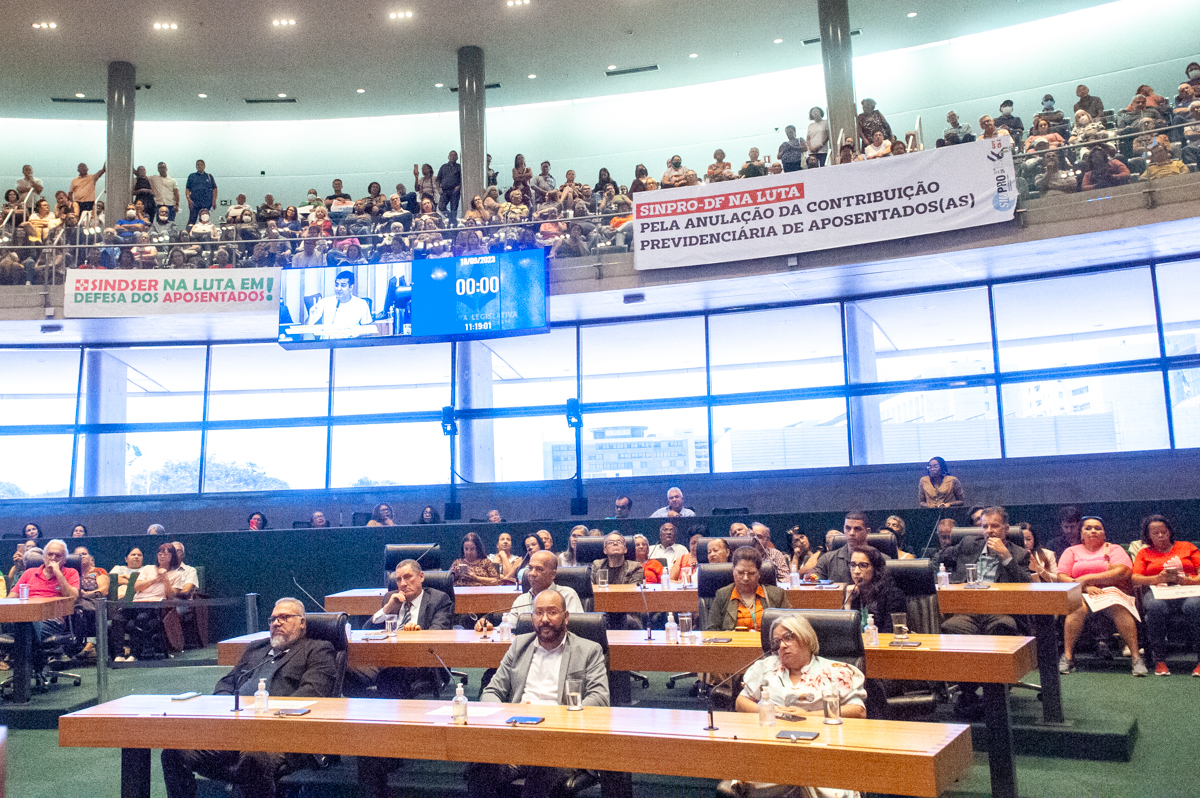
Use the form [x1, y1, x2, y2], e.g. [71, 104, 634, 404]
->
[2, 62, 1199, 280]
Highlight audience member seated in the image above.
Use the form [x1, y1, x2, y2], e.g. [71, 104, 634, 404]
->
[74, 551, 107, 658]
[938, 506, 1029, 717]
[884, 516, 914, 560]
[669, 533, 702, 582]
[943, 110, 975, 143]
[557, 525, 587, 567]
[721, 615, 866, 798]
[416, 505, 442, 524]
[1136, 84, 1167, 109]
[1024, 117, 1066, 154]
[890, 140, 909, 156]
[1035, 151, 1080, 197]
[837, 143, 863, 164]
[1073, 84, 1105, 120]
[1117, 94, 1155, 143]
[749, 523, 790, 576]
[918, 456, 964, 508]
[647, 522, 688, 572]
[247, 512, 268, 531]
[856, 98, 892, 149]
[479, 550, 583, 631]
[451, 532, 504, 586]
[631, 534, 663, 584]
[992, 100, 1025, 146]
[161, 598, 337, 798]
[591, 532, 645, 586]
[1140, 144, 1189, 180]
[117, 543, 186, 661]
[786, 527, 820, 576]
[1069, 110, 1111, 160]
[366, 503, 395, 527]
[864, 131, 892, 159]
[738, 148, 767, 178]
[706, 546, 790, 632]
[14, 540, 78, 669]
[1130, 515, 1200, 677]
[979, 114, 1012, 143]
[1057, 515, 1145, 676]
[1021, 523, 1058, 582]
[594, 167, 619, 197]
[1081, 146, 1130, 190]
[651, 486, 694, 518]
[309, 510, 329, 528]
[1182, 102, 1200, 165]
[1188, 62, 1200, 90]
[844, 545, 907, 634]
[488, 532, 521, 582]
[661, 155, 689, 188]
[815, 511, 890, 582]
[1034, 94, 1068, 137]
[109, 547, 143, 598]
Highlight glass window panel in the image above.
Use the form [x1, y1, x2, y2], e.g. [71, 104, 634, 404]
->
[1154, 260, 1200, 357]
[993, 269, 1159, 372]
[709, 305, 844, 394]
[1169, 368, 1200, 449]
[0, 434, 73, 498]
[1002, 371, 1169, 456]
[80, 347, 207, 424]
[846, 288, 994, 383]
[712, 399, 848, 471]
[480, 328, 578, 408]
[75, 430, 201, 495]
[580, 407, 709, 479]
[204, 426, 327, 491]
[330, 423, 449, 487]
[207, 344, 330, 421]
[851, 386, 1000, 464]
[491, 416, 577, 482]
[332, 343, 451, 416]
[581, 318, 705, 402]
[0, 349, 80, 426]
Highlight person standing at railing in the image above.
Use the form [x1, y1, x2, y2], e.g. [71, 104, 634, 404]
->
[185, 160, 217, 226]
[807, 107, 830, 166]
[68, 162, 105, 216]
[436, 150, 462, 222]
[149, 162, 178, 222]
[15, 164, 44, 211]
[856, 98, 892, 151]
[1073, 84, 1105, 121]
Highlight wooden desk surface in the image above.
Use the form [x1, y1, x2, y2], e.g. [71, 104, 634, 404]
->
[593, 584, 698, 614]
[59, 695, 972, 797]
[324, 589, 387, 616]
[325, 587, 520, 617]
[0, 597, 75, 623]
[219, 630, 511, 668]
[864, 634, 1038, 684]
[936, 583, 1082, 616]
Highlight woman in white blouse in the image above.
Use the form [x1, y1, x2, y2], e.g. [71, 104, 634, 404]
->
[1021, 522, 1058, 582]
[727, 614, 867, 798]
[117, 543, 189, 662]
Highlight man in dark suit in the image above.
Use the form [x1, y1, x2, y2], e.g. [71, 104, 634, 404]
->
[938, 506, 1031, 717]
[706, 547, 791, 632]
[370, 558, 454, 697]
[161, 598, 337, 798]
[464, 590, 630, 798]
[814, 511, 891, 584]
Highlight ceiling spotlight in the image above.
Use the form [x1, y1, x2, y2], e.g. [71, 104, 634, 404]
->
[506, 0, 530, 6]
[153, 22, 178, 30]
[277, 93, 287, 98]
[528, 74, 536, 79]
[75, 93, 85, 98]
[33, 22, 57, 29]
[356, 88, 365, 93]
[435, 83, 444, 88]
[908, 11, 917, 16]
[389, 11, 413, 18]
[773, 38, 783, 44]
[608, 64, 617, 70]
[689, 53, 698, 58]
[198, 93, 208, 98]
[272, 19, 296, 26]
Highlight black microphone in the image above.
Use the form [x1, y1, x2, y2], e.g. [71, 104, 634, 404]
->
[413, 543, 439, 567]
[704, 650, 772, 731]
[428, 647, 456, 689]
[291, 575, 324, 611]
[920, 507, 947, 559]
[230, 648, 275, 712]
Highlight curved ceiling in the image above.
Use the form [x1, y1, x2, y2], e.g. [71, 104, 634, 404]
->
[3, 0, 1106, 121]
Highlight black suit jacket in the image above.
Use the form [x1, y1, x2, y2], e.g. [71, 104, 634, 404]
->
[372, 587, 454, 630]
[214, 635, 337, 698]
[937, 535, 1031, 584]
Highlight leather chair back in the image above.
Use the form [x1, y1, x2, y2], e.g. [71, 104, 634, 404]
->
[698, 563, 733, 599]
[555, 566, 594, 609]
[695, 537, 752, 564]
[759, 609, 865, 668]
[514, 611, 609, 655]
[65, 554, 83, 573]
[351, 512, 371, 527]
[419, 571, 457, 606]
[575, 536, 634, 566]
[829, 533, 899, 559]
[885, 558, 941, 635]
[385, 544, 442, 577]
[302, 611, 350, 697]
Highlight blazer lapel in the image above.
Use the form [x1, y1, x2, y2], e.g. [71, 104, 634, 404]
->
[555, 633, 576, 705]
[507, 637, 535, 702]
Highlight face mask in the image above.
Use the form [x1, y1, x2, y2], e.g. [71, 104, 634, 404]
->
[200, 213, 209, 222]
[672, 160, 681, 168]
[159, 213, 168, 221]
[126, 210, 136, 219]
[1042, 100, 1054, 109]
[1000, 106, 1013, 114]
[1189, 69, 1200, 79]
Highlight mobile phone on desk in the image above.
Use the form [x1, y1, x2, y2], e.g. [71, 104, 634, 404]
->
[506, 716, 544, 725]
[888, 640, 922, 648]
[170, 691, 201, 701]
[276, 708, 311, 716]
[706, 637, 733, 644]
[775, 711, 805, 722]
[777, 730, 819, 741]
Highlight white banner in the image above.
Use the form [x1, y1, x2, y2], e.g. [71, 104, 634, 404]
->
[65, 268, 281, 318]
[632, 138, 1016, 271]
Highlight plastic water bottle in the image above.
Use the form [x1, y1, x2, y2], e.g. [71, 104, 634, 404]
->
[790, 568, 801, 588]
[863, 614, 879, 647]
[758, 695, 776, 726]
[937, 563, 951, 589]
[665, 613, 679, 644]
[452, 683, 468, 725]
[254, 678, 269, 715]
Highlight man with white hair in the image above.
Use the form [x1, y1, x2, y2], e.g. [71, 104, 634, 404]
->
[650, 487, 695, 518]
[14, 538, 79, 663]
[161, 597, 338, 798]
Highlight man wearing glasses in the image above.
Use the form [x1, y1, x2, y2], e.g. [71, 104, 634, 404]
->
[14, 539, 79, 663]
[161, 598, 337, 798]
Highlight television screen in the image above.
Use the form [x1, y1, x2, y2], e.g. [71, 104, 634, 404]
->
[277, 248, 549, 348]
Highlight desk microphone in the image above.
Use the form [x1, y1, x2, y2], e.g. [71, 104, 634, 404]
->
[919, 507, 946, 560]
[231, 649, 275, 712]
[291, 576, 324, 611]
[704, 650, 771, 731]
[428, 647, 456, 688]
[413, 544, 439, 568]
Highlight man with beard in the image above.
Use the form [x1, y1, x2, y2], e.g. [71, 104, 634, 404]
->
[161, 598, 337, 798]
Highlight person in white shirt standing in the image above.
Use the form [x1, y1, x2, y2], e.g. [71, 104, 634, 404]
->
[149, 162, 180, 222]
[650, 486, 694, 518]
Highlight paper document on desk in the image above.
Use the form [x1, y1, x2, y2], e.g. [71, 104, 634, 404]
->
[1149, 584, 1200, 600]
[427, 705, 505, 717]
[1083, 587, 1140, 621]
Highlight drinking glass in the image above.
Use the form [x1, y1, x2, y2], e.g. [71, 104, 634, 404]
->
[965, 564, 979, 585]
[597, 570, 609, 588]
[681, 565, 693, 585]
[678, 612, 693, 640]
[823, 685, 842, 725]
[566, 678, 583, 710]
[385, 616, 400, 637]
[891, 612, 909, 640]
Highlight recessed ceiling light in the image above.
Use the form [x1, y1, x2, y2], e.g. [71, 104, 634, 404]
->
[435, 82, 444, 88]
[607, 64, 617, 70]
[32, 22, 57, 29]
[389, 11, 413, 18]
[528, 74, 537, 79]
[272, 19, 296, 26]
[689, 53, 698, 58]
[356, 88, 365, 93]
[75, 93, 85, 98]
[907, 11, 917, 17]
[153, 22, 178, 30]
[277, 93, 287, 98]
[773, 38, 783, 44]
[506, 0, 530, 6]
[198, 93, 208, 98]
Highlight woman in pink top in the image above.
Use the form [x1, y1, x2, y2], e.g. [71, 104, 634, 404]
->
[1057, 516, 1146, 676]
[1131, 515, 1200, 676]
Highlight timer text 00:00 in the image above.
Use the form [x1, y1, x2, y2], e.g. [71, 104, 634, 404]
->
[456, 276, 500, 296]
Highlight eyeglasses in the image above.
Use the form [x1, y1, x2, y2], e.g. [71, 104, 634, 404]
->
[268, 614, 301, 625]
[848, 562, 871, 570]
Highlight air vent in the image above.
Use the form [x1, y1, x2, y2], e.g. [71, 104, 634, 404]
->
[51, 97, 104, 104]
[802, 29, 861, 46]
[605, 65, 659, 77]
[245, 97, 297, 104]
[449, 83, 501, 93]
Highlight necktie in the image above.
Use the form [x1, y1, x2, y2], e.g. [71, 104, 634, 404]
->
[401, 602, 412, 627]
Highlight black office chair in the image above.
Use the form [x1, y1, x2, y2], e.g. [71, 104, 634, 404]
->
[385, 543, 442, 576]
[302, 612, 350, 697]
[695, 537, 753, 563]
[574, 536, 634, 566]
[554, 566, 594, 611]
[828, 532, 900, 559]
[948, 528, 1025, 548]
[758, 608, 865, 668]
[880, 559, 941, 717]
[351, 512, 372, 527]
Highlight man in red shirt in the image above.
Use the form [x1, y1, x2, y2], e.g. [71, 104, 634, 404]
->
[16, 539, 79, 660]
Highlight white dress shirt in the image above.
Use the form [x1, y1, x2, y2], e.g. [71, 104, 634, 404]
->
[503, 584, 583, 627]
[372, 590, 423, 625]
[308, 295, 373, 335]
[520, 636, 566, 705]
[647, 543, 688, 569]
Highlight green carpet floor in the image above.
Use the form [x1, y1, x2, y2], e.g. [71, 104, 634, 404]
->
[7, 651, 1198, 797]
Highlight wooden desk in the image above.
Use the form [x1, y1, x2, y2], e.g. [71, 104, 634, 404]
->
[0, 597, 76, 704]
[608, 630, 761, 672]
[324, 587, 520, 617]
[937, 582, 1081, 726]
[784, 584, 847, 609]
[59, 695, 973, 798]
[219, 630, 510, 669]
[593, 584, 698, 614]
